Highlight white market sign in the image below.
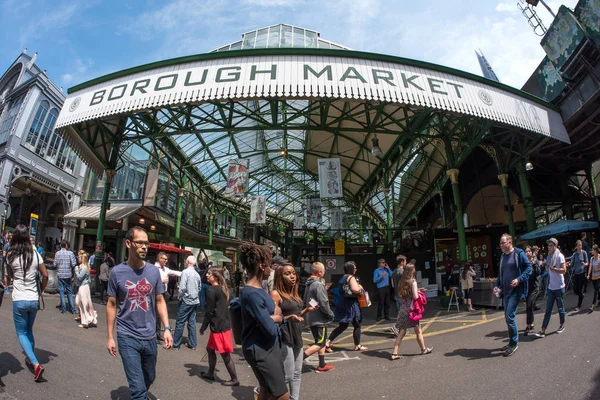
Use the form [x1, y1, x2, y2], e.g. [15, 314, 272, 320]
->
[56, 54, 568, 142]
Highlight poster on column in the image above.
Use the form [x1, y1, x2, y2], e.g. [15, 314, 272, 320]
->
[293, 214, 305, 237]
[318, 158, 343, 198]
[306, 196, 322, 224]
[224, 159, 249, 198]
[330, 209, 344, 231]
[250, 195, 266, 224]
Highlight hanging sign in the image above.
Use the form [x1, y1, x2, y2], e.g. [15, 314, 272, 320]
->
[293, 213, 305, 237]
[250, 195, 266, 224]
[224, 159, 249, 198]
[330, 209, 344, 231]
[143, 169, 159, 207]
[318, 158, 343, 198]
[335, 240, 345, 255]
[29, 213, 39, 238]
[306, 196, 322, 224]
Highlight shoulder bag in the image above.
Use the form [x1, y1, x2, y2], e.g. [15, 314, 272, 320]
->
[342, 275, 360, 298]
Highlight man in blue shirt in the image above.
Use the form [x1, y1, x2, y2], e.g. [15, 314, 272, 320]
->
[373, 259, 393, 321]
[55, 240, 77, 314]
[494, 233, 531, 357]
[106, 226, 172, 400]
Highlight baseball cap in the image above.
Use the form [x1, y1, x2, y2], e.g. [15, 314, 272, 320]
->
[547, 238, 558, 246]
[272, 255, 288, 265]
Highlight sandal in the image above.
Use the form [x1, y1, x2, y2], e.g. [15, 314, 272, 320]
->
[354, 345, 368, 351]
[390, 354, 402, 360]
[421, 347, 433, 355]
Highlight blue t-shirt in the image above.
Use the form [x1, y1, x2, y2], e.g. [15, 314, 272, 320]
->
[501, 251, 519, 295]
[107, 262, 164, 340]
[240, 286, 279, 350]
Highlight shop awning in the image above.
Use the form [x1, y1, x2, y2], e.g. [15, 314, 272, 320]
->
[520, 219, 599, 240]
[148, 243, 192, 255]
[64, 204, 141, 221]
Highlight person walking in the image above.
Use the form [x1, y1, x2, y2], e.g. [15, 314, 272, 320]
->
[74, 251, 97, 328]
[326, 261, 368, 352]
[569, 240, 589, 312]
[270, 263, 315, 399]
[199, 267, 239, 386]
[99, 256, 113, 305]
[173, 255, 201, 350]
[3, 224, 48, 381]
[390, 263, 432, 360]
[391, 255, 406, 310]
[523, 246, 542, 336]
[373, 259, 392, 321]
[303, 262, 335, 373]
[493, 233, 532, 357]
[587, 244, 600, 313]
[460, 262, 477, 312]
[239, 242, 289, 400]
[55, 240, 77, 314]
[106, 226, 173, 400]
[154, 252, 181, 340]
[534, 238, 567, 338]
[198, 258, 211, 311]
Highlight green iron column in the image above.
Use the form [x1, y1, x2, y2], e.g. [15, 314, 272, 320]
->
[559, 172, 574, 220]
[447, 168, 467, 262]
[208, 211, 215, 246]
[385, 188, 392, 243]
[359, 214, 363, 244]
[175, 176, 187, 240]
[516, 163, 536, 232]
[498, 173, 516, 238]
[586, 165, 600, 221]
[439, 191, 446, 227]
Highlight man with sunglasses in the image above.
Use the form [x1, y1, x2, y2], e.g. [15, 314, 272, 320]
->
[106, 226, 173, 400]
[493, 233, 532, 357]
[534, 238, 567, 338]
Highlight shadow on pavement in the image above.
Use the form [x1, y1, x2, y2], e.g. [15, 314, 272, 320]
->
[360, 349, 393, 360]
[484, 330, 509, 342]
[0, 352, 24, 388]
[230, 384, 258, 400]
[34, 348, 59, 365]
[589, 367, 600, 398]
[444, 348, 503, 360]
[184, 363, 214, 379]
[109, 386, 129, 399]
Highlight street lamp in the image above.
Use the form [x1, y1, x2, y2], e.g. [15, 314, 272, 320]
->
[371, 134, 382, 157]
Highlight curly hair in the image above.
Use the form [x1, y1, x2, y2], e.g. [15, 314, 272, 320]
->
[240, 241, 268, 278]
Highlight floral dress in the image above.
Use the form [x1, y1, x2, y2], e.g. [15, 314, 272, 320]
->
[395, 279, 418, 330]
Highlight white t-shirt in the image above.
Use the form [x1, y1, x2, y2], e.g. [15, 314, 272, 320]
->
[10, 251, 44, 302]
[547, 250, 565, 290]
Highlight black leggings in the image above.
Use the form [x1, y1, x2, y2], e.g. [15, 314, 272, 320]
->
[573, 273, 586, 308]
[328, 321, 362, 346]
[526, 288, 540, 326]
[592, 279, 600, 306]
[206, 348, 237, 380]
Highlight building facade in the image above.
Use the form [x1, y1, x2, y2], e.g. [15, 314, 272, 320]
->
[0, 51, 87, 252]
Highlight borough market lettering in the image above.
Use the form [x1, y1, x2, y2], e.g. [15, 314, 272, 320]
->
[88, 64, 465, 106]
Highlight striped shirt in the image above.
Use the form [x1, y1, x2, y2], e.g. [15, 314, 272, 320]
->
[55, 248, 77, 279]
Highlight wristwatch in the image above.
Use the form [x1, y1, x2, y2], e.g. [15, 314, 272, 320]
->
[164, 326, 172, 332]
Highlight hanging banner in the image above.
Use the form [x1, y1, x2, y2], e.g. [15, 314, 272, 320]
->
[306, 196, 322, 224]
[293, 214, 305, 237]
[318, 158, 343, 198]
[143, 168, 159, 206]
[330, 209, 344, 231]
[250, 195, 266, 224]
[224, 159, 249, 198]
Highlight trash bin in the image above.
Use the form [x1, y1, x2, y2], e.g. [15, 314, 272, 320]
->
[45, 262, 58, 294]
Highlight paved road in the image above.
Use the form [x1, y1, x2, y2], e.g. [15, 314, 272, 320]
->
[0, 291, 599, 399]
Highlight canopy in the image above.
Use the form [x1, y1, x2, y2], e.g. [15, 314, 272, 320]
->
[520, 219, 599, 240]
[148, 243, 192, 254]
[208, 252, 232, 263]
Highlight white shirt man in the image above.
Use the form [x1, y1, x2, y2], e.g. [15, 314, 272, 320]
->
[154, 252, 182, 293]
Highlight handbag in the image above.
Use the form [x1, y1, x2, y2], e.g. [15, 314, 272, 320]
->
[358, 291, 371, 308]
[342, 275, 360, 298]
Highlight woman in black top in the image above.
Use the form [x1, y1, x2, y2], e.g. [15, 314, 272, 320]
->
[199, 267, 239, 386]
[270, 263, 314, 400]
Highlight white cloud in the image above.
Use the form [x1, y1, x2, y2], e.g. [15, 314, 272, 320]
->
[243, 0, 298, 6]
[19, 2, 85, 47]
[60, 56, 94, 86]
[495, 2, 517, 13]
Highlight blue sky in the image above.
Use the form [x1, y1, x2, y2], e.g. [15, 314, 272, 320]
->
[0, 0, 579, 90]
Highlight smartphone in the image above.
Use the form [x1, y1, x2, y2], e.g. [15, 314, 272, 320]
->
[309, 298, 318, 308]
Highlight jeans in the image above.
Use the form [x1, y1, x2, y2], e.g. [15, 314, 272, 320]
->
[542, 288, 566, 330]
[572, 273, 585, 308]
[592, 279, 600, 306]
[283, 345, 303, 400]
[118, 335, 158, 400]
[376, 286, 390, 319]
[173, 301, 197, 349]
[13, 300, 39, 365]
[200, 282, 209, 311]
[503, 290, 520, 346]
[58, 277, 76, 313]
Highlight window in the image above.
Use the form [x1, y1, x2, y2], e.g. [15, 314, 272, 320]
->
[25, 100, 59, 157]
[0, 94, 25, 144]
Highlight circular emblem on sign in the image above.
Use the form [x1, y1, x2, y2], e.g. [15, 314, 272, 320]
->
[478, 90, 493, 106]
[69, 97, 81, 112]
[326, 259, 336, 270]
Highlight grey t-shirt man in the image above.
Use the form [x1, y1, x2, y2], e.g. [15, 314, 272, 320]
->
[107, 261, 164, 340]
[392, 267, 403, 299]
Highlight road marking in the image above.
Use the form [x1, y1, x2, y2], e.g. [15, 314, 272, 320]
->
[481, 311, 487, 321]
[333, 318, 384, 344]
[421, 311, 441, 333]
[304, 351, 360, 365]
